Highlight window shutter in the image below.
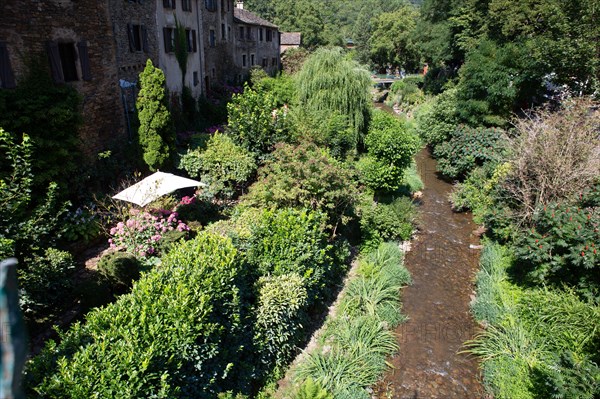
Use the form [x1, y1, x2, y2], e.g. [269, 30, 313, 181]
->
[0, 42, 16, 89]
[163, 0, 169, 7]
[141, 25, 149, 53]
[192, 30, 197, 52]
[78, 41, 91, 81]
[163, 27, 171, 52]
[47, 41, 64, 84]
[127, 23, 135, 52]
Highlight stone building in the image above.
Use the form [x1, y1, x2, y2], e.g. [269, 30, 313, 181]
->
[0, 0, 125, 157]
[280, 32, 302, 54]
[233, 2, 280, 80]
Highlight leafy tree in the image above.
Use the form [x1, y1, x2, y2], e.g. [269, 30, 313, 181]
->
[369, 6, 420, 71]
[137, 59, 175, 171]
[226, 83, 292, 158]
[296, 47, 372, 147]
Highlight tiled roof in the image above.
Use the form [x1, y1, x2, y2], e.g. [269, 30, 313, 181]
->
[234, 8, 278, 28]
[281, 32, 301, 45]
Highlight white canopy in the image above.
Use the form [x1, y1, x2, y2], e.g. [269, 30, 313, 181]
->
[112, 171, 205, 206]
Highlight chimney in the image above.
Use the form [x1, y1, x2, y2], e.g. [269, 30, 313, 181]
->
[236, 1, 243, 9]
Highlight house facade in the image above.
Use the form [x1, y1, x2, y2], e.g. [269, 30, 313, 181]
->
[0, 0, 125, 156]
[233, 3, 280, 80]
[280, 32, 302, 54]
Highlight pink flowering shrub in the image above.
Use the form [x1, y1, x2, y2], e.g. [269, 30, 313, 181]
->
[109, 208, 189, 258]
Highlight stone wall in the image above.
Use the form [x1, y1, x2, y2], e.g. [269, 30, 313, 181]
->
[0, 0, 126, 158]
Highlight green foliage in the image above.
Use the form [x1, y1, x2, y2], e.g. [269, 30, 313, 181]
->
[289, 108, 356, 160]
[369, 6, 420, 71]
[252, 73, 297, 107]
[18, 248, 75, 319]
[386, 78, 425, 111]
[243, 143, 360, 232]
[179, 133, 256, 199]
[26, 232, 245, 398]
[226, 83, 292, 158]
[293, 378, 333, 399]
[414, 87, 459, 148]
[358, 110, 420, 192]
[296, 48, 372, 146]
[359, 197, 417, 249]
[174, 18, 189, 88]
[137, 59, 175, 171]
[97, 251, 141, 289]
[254, 273, 308, 370]
[514, 195, 600, 299]
[293, 242, 410, 398]
[0, 60, 82, 196]
[468, 242, 600, 399]
[245, 208, 334, 298]
[0, 129, 72, 318]
[434, 125, 507, 179]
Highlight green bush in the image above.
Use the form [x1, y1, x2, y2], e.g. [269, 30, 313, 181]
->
[179, 133, 257, 199]
[359, 197, 417, 249]
[26, 232, 245, 398]
[252, 72, 297, 107]
[245, 208, 335, 299]
[97, 251, 141, 289]
[414, 87, 459, 148]
[254, 273, 308, 371]
[137, 59, 175, 171]
[386, 78, 425, 110]
[514, 193, 600, 298]
[18, 248, 75, 319]
[243, 143, 360, 232]
[434, 125, 507, 179]
[226, 83, 292, 158]
[359, 110, 420, 192]
[293, 378, 333, 399]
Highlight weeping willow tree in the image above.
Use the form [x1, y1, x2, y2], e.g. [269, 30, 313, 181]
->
[296, 47, 372, 147]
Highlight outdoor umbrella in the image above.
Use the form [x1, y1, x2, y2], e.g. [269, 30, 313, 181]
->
[112, 171, 206, 207]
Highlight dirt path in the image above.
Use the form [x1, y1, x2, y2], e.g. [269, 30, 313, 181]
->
[373, 148, 484, 398]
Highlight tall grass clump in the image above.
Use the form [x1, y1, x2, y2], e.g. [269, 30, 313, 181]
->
[291, 242, 410, 398]
[467, 242, 600, 399]
[296, 47, 372, 147]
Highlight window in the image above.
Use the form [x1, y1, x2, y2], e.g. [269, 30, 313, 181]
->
[163, 0, 176, 9]
[182, 0, 192, 11]
[228, 26, 231, 40]
[209, 29, 216, 47]
[242, 54, 246, 67]
[272, 57, 277, 67]
[246, 27, 252, 40]
[163, 27, 174, 53]
[221, 23, 226, 40]
[0, 42, 16, 89]
[250, 53, 254, 66]
[48, 41, 88, 83]
[261, 58, 267, 67]
[193, 71, 199, 86]
[259, 28, 263, 41]
[221, 0, 224, 12]
[186, 29, 197, 52]
[127, 24, 148, 52]
[205, 0, 216, 11]
[212, 68, 216, 78]
[266, 29, 272, 42]
[239, 26, 244, 40]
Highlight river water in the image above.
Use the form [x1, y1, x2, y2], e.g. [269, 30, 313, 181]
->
[372, 104, 484, 398]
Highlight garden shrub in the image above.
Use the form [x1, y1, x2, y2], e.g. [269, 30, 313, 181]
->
[97, 251, 141, 289]
[293, 378, 333, 399]
[254, 273, 308, 371]
[501, 97, 600, 223]
[358, 110, 420, 192]
[252, 72, 297, 107]
[18, 248, 75, 319]
[386, 78, 425, 111]
[226, 83, 292, 158]
[359, 197, 417, 249]
[179, 133, 256, 199]
[414, 87, 459, 148]
[245, 208, 335, 299]
[289, 108, 356, 160]
[137, 59, 175, 171]
[26, 232, 246, 398]
[514, 190, 600, 298]
[243, 143, 360, 233]
[434, 125, 507, 179]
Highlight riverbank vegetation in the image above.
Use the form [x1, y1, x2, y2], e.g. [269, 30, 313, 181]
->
[16, 47, 421, 398]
